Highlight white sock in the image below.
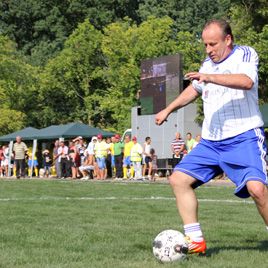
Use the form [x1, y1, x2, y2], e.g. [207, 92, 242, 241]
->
[266, 226, 268, 231]
[184, 223, 203, 242]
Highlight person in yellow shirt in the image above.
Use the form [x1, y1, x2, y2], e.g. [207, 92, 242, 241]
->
[123, 135, 134, 179]
[27, 147, 38, 177]
[94, 134, 108, 180]
[130, 136, 143, 180]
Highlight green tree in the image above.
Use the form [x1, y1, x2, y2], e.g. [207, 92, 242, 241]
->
[39, 19, 106, 127]
[0, 0, 141, 65]
[138, 0, 231, 35]
[0, 35, 39, 134]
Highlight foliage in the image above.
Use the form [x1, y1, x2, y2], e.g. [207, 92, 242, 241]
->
[0, 1, 267, 134]
[0, 108, 26, 136]
[38, 19, 105, 127]
[0, 35, 39, 134]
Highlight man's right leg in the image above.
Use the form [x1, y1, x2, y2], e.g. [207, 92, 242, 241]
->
[169, 171, 199, 223]
[169, 171, 206, 254]
[15, 160, 21, 179]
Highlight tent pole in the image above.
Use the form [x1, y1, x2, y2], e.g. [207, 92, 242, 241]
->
[8, 141, 13, 177]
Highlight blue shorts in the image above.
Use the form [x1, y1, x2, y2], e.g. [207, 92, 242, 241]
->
[123, 156, 132, 167]
[28, 160, 38, 167]
[111, 155, 115, 167]
[174, 128, 267, 198]
[96, 157, 106, 170]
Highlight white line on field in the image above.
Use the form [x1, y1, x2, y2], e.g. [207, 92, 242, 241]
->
[0, 196, 255, 204]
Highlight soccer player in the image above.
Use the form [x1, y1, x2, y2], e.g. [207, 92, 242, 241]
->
[155, 19, 268, 255]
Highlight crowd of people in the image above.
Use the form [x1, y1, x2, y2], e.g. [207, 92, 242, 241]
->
[0, 131, 204, 180]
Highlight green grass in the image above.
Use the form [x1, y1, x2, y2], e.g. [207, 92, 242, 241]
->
[0, 179, 267, 268]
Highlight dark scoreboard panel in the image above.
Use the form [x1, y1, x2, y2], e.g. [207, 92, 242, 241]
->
[140, 54, 183, 115]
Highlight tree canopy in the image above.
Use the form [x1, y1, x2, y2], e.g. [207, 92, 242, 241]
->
[0, 0, 267, 134]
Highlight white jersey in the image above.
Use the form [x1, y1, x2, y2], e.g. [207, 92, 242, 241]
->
[192, 45, 264, 141]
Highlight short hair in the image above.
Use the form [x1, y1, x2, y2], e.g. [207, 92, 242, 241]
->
[203, 19, 234, 42]
[145, 136, 151, 141]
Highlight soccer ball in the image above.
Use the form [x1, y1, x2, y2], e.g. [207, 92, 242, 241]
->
[152, 229, 188, 263]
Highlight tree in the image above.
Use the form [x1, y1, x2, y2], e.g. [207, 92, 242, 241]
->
[38, 19, 106, 127]
[0, 35, 40, 134]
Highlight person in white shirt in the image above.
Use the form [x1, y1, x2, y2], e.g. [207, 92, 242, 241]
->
[142, 136, 152, 179]
[130, 136, 143, 180]
[155, 19, 268, 255]
[57, 141, 69, 179]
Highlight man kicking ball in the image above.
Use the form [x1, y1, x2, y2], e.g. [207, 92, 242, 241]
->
[155, 19, 268, 255]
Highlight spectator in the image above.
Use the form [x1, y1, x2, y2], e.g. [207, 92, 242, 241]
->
[123, 135, 134, 179]
[193, 134, 201, 149]
[74, 137, 86, 165]
[27, 147, 38, 177]
[110, 136, 116, 178]
[53, 140, 61, 178]
[79, 156, 94, 180]
[13, 136, 28, 179]
[113, 134, 124, 179]
[0, 146, 4, 177]
[150, 148, 158, 181]
[68, 141, 80, 179]
[130, 136, 143, 180]
[42, 149, 52, 178]
[186, 132, 196, 153]
[2, 145, 9, 177]
[94, 134, 108, 180]
[171, 132, 185, 168]
[85, 136, 98, 178]
[105, 137, 113, 178]
[142, 136, 152, 180]
[57, 141, 69, 179]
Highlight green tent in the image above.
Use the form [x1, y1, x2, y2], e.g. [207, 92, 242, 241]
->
[260, 104, 268, 127]
[0, 127, 41, 142]
[32, 122, 114, 140]
[0, 123, 114, 142]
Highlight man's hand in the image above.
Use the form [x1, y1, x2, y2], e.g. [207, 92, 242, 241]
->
[155, 109, 169, 126]
[185, 72, 210, 84]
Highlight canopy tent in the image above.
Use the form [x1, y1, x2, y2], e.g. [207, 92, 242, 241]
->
[0, 127, 41, 142]
[260, 104, 268, 127]
[0, 123, 114, 177]
[32, 122, 114, 140]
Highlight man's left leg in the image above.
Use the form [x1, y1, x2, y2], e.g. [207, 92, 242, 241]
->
[247, 181, 268, 226]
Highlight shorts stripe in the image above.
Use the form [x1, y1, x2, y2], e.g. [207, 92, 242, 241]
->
[254, 128, 267, 176]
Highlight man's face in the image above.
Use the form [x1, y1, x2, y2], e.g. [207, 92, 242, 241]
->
[186, 134, 191, 140]
[202, 23, 232, 63]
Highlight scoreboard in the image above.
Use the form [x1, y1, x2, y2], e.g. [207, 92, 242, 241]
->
[140, 54, 183, 115]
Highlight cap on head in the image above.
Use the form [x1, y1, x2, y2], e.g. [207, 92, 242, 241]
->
[92, 136, 98, 141]
[132, 136, 137, 141]
[97, 134, 103, 139]
[114, 134, 120, 139]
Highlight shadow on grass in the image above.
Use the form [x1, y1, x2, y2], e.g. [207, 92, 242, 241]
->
[205, 240, 268, 257]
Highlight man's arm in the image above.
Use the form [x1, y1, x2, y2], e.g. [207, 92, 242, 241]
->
[185, 72, 253, 90]
[155, 85, 199, 125]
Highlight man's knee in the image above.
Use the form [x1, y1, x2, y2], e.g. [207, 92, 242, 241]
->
[169, 171, 196, 189]
[247, 181, 268, 203]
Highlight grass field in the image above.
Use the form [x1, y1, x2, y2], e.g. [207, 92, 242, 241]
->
[0, 179, 267, 268]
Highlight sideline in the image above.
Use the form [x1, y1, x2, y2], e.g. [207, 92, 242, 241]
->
[0, 196, 254, 204]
